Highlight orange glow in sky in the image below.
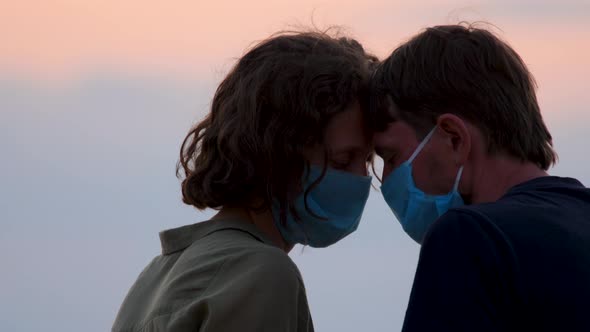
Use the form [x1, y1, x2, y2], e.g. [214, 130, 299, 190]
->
[2, 0, 589, 87]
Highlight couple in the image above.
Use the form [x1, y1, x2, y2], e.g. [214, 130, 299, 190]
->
[113, 24, 590, 332]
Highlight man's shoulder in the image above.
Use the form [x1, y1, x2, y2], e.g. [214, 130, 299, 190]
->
[430, 176, 590, 248]
[449, 176, 590, 231]
[428, 206, 505, 242]
[431, 200, 528, 246]
[443, 193, 539, 232]
[449, 202, 508, 226]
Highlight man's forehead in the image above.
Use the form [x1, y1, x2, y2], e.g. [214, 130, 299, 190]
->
[374, 120, 419, 148]
[384, 95, 402, 119]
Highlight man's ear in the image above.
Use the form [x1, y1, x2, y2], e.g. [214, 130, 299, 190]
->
[436, 114, 471, 165]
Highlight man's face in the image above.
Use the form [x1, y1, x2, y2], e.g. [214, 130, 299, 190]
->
[374, 119, 459, 196]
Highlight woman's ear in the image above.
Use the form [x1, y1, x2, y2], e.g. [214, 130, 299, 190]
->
[437, 114, 471, 165]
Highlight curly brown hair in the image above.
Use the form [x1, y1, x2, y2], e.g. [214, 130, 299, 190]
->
[177, 30, 377, 223]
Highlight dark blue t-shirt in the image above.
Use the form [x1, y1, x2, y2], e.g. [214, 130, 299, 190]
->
[402, 176, 590, 332]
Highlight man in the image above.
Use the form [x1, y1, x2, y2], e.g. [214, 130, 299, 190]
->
[371, 24, 590, 331]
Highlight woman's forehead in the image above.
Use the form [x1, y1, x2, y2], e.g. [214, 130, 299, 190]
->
[323, 103, 371, 150]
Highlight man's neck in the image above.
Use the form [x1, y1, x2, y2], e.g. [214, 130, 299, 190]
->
[469, 156, 548, 204]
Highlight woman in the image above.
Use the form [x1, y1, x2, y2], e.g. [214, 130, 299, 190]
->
[112, 30, 376, 332]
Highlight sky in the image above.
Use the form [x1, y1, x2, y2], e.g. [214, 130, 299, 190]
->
[1, 1, 589, 331]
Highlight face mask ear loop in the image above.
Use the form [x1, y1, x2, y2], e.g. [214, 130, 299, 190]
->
[408, 127, 437, 164]
[453, 165, 464, 191]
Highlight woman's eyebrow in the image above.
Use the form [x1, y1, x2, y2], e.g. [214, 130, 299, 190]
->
[330, 146, 367, 155]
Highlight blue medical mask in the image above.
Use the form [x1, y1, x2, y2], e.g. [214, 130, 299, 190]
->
[273, 166, 372, 248]
[381, 128, 464, 244]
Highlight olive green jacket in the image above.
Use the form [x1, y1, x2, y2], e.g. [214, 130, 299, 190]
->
[112, 219, 314, 332]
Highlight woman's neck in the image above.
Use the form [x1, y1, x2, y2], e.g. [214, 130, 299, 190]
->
[212, 205, 293, 253]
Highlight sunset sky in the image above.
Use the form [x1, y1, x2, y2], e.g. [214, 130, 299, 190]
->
[1, 1, 589, 331]
[3, 0, 589, 80]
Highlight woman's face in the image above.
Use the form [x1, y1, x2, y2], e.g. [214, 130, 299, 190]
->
[306, 101, 373, 176]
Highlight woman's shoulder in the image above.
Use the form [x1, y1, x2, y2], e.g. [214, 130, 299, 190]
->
[179, 226, 303, 284]
[234, 243, 302, 281]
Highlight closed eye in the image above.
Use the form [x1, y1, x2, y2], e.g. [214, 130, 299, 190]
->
[329, 157, 352, 170]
